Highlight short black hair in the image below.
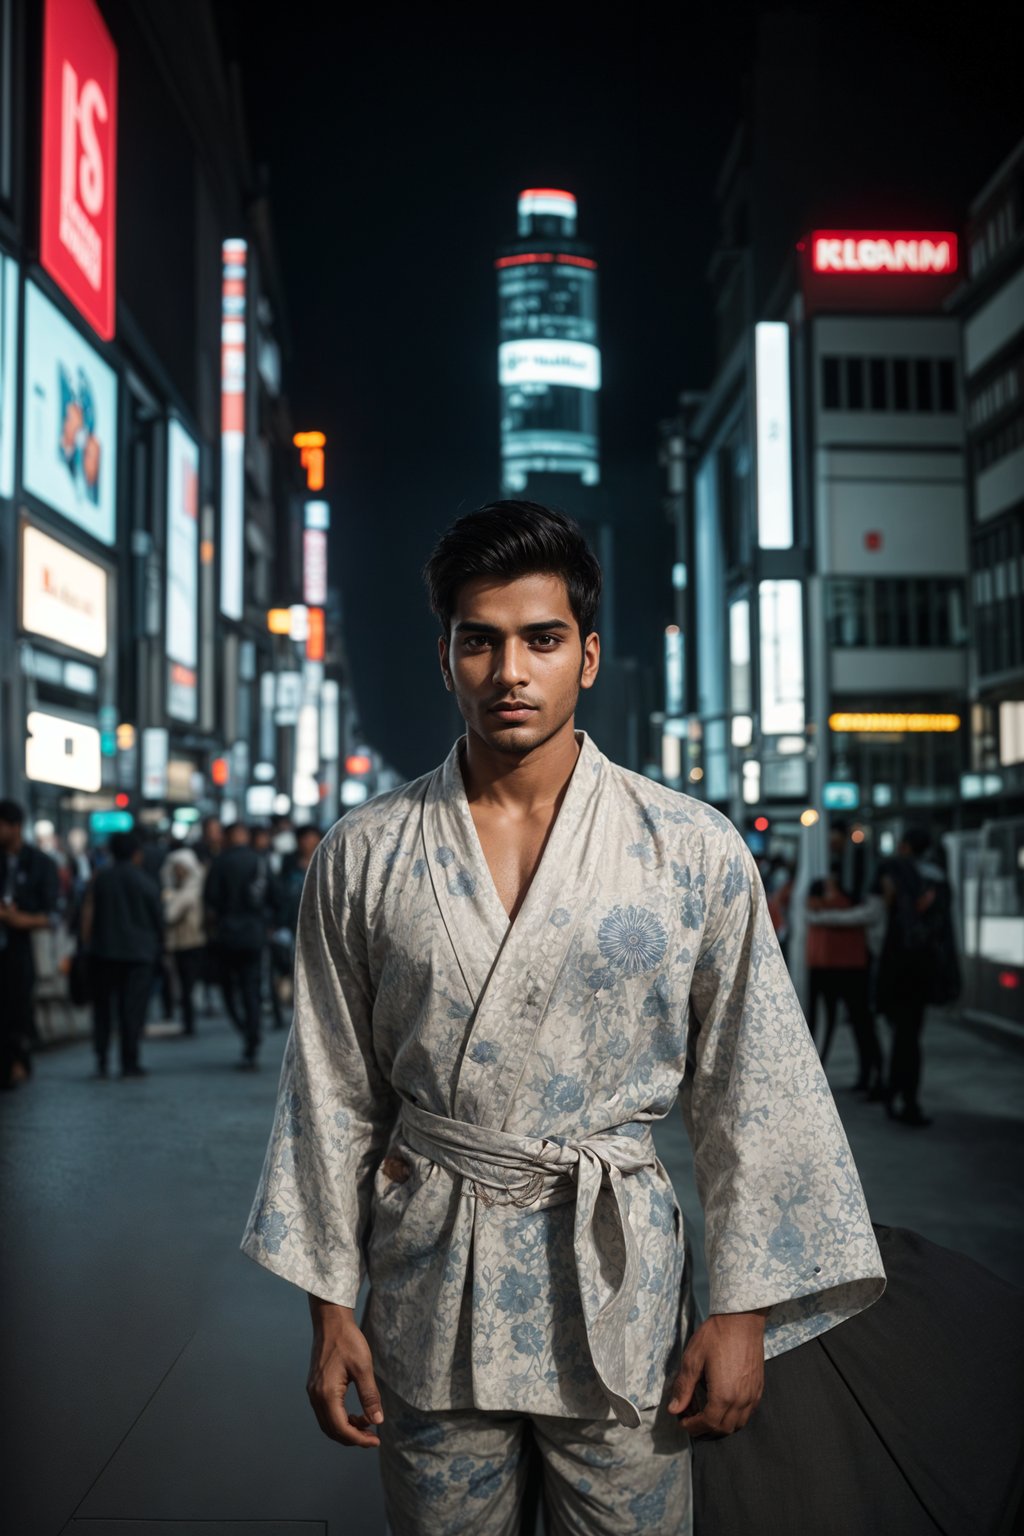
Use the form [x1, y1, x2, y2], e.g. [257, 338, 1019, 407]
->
[423, 500, 602, 641]
[294, 824, 321, 843]
[109, 830, 141, 862]
[0, 799, 24, 826]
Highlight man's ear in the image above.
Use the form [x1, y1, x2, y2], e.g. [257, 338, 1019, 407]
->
[438, 633, 452, 691]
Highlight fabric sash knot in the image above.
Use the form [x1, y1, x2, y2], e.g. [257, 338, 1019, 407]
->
[399, 1099, 661, 1428]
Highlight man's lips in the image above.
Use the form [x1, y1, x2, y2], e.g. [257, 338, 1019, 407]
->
[489, 702, 537, 714]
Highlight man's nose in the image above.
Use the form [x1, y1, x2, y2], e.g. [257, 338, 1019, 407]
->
[492, 639, 529, 688]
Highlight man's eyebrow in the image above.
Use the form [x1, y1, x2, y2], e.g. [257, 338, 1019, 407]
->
[452, 618, 573, 635]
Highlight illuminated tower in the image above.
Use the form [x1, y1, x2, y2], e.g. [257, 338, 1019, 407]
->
[496, 189, 601, 492]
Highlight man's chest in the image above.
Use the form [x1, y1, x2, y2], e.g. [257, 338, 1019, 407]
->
[468, 806, 558, 922]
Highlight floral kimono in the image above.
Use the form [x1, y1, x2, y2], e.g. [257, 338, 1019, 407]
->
[241, 731, 885, 1426]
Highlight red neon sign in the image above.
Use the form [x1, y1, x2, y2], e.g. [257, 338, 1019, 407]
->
[494, 253, 598, 271]
[810, 231, 957, 276]
[40, 0, 118, 341]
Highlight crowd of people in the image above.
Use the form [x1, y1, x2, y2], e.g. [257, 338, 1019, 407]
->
[0, 797, 961, 1114]
[799, 822, 961, 1129]
[0, 799, 322, 1089]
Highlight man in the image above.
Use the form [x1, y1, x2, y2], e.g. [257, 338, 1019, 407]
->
[81, 829, 163, 1079]
[874, 827, 959, 1128]
[242, 502, 885, 1534]
[268, 824, 322, 1023]
[0, 800, 59, 1091]
[205, 822, 267, 1069]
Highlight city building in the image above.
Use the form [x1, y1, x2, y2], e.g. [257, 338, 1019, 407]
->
[0, 0, 355, 839]
[952, 137, 1024, 816]
[495, 188, 601, 494]
[945, 137, 1024, 1028]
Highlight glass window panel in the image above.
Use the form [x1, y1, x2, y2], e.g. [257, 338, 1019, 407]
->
[914, 358, 934, 412]
[938, 358, 956, 412]
[893, 358, 910, 411]
[822, 356, 840, 410]
[845, 356, 864, 410]
[868, 358, 887, 410]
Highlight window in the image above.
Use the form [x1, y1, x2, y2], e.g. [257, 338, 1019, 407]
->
[827, 578, 968, 649]
[914, 358, 933, 412]
[823, 356, 840, 410]
[822, 354, 958, 414]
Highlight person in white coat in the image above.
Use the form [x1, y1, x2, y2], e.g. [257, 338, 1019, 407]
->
[161, 847, 206, 1037]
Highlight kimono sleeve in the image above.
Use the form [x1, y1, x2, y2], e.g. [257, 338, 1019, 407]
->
[680, 823, 885, 1358]
[240, 831, 398, 1306]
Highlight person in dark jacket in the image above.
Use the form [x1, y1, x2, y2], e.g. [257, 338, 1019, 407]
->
[0, 800, 60, 1091]
[81, 830, 163, 1079]
[875, 826, 960, 1128]
[204, 822, 268, 1069]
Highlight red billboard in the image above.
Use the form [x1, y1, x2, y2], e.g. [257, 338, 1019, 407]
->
[40, 0, 118, 342]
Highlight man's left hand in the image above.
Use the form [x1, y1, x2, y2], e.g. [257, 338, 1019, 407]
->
[667, 1308, 768, 1436]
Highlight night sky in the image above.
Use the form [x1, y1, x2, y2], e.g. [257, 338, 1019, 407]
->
[218, 4, 1023, 779]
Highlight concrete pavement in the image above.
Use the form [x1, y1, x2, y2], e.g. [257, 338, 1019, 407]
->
[2, 1003, 1021, 1535]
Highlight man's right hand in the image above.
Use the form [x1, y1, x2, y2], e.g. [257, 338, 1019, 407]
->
[306, 1296, 384, 1448]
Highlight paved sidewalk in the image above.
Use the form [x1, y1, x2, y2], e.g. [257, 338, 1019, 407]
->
[2, 1005, 1021, 1535]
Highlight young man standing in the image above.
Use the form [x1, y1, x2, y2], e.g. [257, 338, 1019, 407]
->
[243, 502, 885, 1534]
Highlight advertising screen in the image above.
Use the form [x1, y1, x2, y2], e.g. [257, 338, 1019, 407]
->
[0, 255, 17, 497]
[21, 522, 108, 657]
[40, 0, 118, 341]
[166, 417, 199, 721]
[23, 279, 117, 544]
[26, 709, 102, 792]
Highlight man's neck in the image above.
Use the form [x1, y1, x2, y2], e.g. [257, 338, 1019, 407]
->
[461, 720, 581, 817]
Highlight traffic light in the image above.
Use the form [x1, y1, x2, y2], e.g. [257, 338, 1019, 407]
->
[754, 816, 770, 833]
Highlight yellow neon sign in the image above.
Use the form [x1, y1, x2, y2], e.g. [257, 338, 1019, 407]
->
[828, 713, 960, 734]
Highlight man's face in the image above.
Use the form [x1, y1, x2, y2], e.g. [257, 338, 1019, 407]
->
[0, 820, 16, 853]
[439, 573, 599, 757]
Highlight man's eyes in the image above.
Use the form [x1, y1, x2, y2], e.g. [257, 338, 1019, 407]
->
[460, 634, 560, 649]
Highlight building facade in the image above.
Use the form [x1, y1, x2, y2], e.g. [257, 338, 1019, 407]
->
[0, 0, 354, 839]
[656, 218, 969, 873]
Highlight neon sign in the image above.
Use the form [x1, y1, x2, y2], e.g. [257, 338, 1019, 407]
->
[810, 231, 958, 275]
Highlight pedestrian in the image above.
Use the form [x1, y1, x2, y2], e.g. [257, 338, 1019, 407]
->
[765, 856, 794, 964]
[196, 815, 224, 868]
[80, 829, 163, 1079]
[0, 800, 59, 1091]
[267, 823, 321, 1019]
[204, 822, 267, 1069]
[875, 826, 960, 1128]
[805, 874, 883, 1094]
[241, 501, 884, 1535]
[161, 847, 206, 1036]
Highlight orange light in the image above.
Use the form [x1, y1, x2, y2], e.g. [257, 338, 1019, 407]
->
[200, 539, 215, 565]
[345, 754, 372, 776]
[294, 431, 326, 491]
[306, 606, 325, 661]
[211, 757, 230, 787]
[115, 792, 129, 809]
[267, 608, 291, 635]
[851, 828, 866, 844]
[754, 816, 769, 832]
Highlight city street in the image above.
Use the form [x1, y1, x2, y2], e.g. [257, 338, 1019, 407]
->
[2, 1007, 1021, 1536]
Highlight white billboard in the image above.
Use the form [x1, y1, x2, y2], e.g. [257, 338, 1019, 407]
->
[26, 710, 102, 792]
[22, 280, 118, 545]
[759, 580, 805, 735]
[499, 339, 601, 392]
[754, 322, 793, 550]
[21, 523, 108, 657]
[166, 417, 199, 722]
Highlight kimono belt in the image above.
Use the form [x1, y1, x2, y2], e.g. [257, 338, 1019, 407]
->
[399, 1099, 661, 1428]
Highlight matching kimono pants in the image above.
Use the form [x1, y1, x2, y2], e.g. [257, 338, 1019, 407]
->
[377, 1377, 692, 1536]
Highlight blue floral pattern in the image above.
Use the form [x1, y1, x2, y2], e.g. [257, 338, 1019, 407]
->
[597, 905, 668, 974]
[241, 730, 885, 1444]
